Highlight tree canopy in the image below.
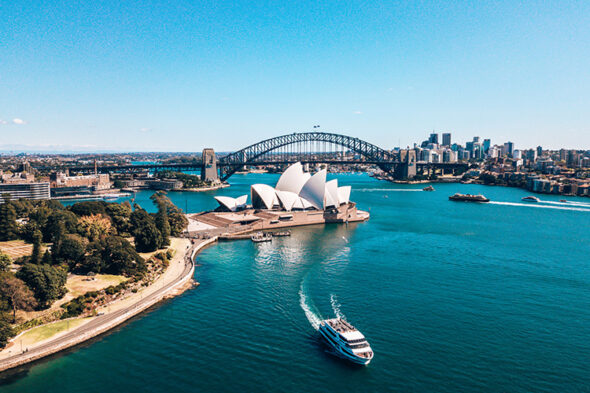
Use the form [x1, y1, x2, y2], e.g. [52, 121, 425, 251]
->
[16, 264, 67, 309]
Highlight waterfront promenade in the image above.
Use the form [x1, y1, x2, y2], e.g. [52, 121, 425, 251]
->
[0, 237, 217, 373]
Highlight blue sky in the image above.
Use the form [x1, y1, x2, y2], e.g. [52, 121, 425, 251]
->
[1, 1, 589, 152]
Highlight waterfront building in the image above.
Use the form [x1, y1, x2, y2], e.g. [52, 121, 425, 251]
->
[0, 182, 50, 203]
[214, 162, 352, 212]
[442, 133, 451, 147]
[50, 172, 111, 190]
[537, 146, 543, 157]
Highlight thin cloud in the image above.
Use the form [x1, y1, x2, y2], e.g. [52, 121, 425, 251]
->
[0, 119, 7, 125]
[353, 111, 362, 115]
[12, 118, 26, 125]
[139, 127, 152, 132]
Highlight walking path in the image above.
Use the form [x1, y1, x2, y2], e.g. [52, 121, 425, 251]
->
[0, 236, 218, 373]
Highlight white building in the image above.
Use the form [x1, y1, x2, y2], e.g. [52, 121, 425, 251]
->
[213, 162, 352, 212]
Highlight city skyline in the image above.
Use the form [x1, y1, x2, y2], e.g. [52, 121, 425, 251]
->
[2, 1, 590, 152]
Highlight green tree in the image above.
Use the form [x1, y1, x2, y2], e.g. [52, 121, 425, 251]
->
[83, 236, 145, 276]
[0, 316, 13, 349]
[16, 264, 67, 308]
[130, 207, 162, 252]
[105, 202, 132, 235]
[30, 230, 43, 264]
[150, 191, 188, 236]
[0, 201, 18, 241]
[0, 252, 11, 272]
[151, 192, 171, 247]
[41, 250, 52, 265]
[54, 235, 86, 268]
[69, 201, 107, 217]
[0, 274, 37, 322]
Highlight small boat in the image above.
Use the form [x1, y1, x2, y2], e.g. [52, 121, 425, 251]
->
[251, 232, 272, 243]
[103, 196, 118, 202]
[521, 196, 540, 203]
[448, 193, 490, 203]
[319, 318, 373, 366]
[559, 199, 568, 203]
[423, 185, 435, 191]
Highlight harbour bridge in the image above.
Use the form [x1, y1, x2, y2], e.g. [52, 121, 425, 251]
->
[47, 132, 468, 181]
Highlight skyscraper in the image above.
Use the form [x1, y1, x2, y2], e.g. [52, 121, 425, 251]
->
[536, 146, 543, 157]
[428, 133, 439, 145]
[483, 139, 491, 153]
[442, 133, 451, 146]
[504, 142, 514, 157]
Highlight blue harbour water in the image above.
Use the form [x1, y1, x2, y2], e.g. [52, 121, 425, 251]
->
[3, 174, 590, 392]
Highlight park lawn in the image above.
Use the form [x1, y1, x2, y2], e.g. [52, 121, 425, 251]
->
[17, 318, 91, 347]
[0, 240, 38, 259]
[66, 274, 129, 298]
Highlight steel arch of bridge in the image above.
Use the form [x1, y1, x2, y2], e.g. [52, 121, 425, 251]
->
[218, 132, 399, 180]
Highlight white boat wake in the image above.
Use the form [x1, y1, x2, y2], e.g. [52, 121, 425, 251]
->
[541, 200, 590, 208]
[356, 188, 423, 192]
[490, 201, 590, 212]
[330, 294, 345, 319]
[299, 280, 322, 330]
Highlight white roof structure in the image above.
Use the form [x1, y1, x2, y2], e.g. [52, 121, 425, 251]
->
[251, 184, 279, 210]
[337, 186, 351, 205]
[275, 162, 311, 194]
[325, 179, 339, 208]
[214, 194, 248, 212]
[275, 190, 300, 211]
[233, 163, 354, 212]
[299, 169, 327, 209]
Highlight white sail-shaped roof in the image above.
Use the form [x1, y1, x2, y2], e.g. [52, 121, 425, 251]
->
[215, 195, 248, 212]
[276, 190, 299, 211]
[236, 195, 248, 209]
[251, 184, 278, 210]
[337, 186, 351, 205]
[299, 169, 326, 209]
[275, 162, 310, 194]
[300, 197, 314, 209]
[325, 179, 339, 208]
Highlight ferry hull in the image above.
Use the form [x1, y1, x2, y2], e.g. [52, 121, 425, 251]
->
[318, 326, 372, 366]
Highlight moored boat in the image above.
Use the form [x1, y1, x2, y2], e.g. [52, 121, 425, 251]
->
[448, 193, 490, 203]
[251, 232, 272, 243]
[318, 318, 373, 365]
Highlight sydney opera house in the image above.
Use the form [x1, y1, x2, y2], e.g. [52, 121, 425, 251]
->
[186, 163, 368, 235]
[213, 162, 351, 212]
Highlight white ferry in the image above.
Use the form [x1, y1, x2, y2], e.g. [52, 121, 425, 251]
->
[318, 318, 373, 365]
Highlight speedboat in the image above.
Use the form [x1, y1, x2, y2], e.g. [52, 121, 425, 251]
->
[318, 318, 373, 365]
[521, 196, 540, 202]
[423, 185, 435, 191]
[559, 199, 568, 203]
